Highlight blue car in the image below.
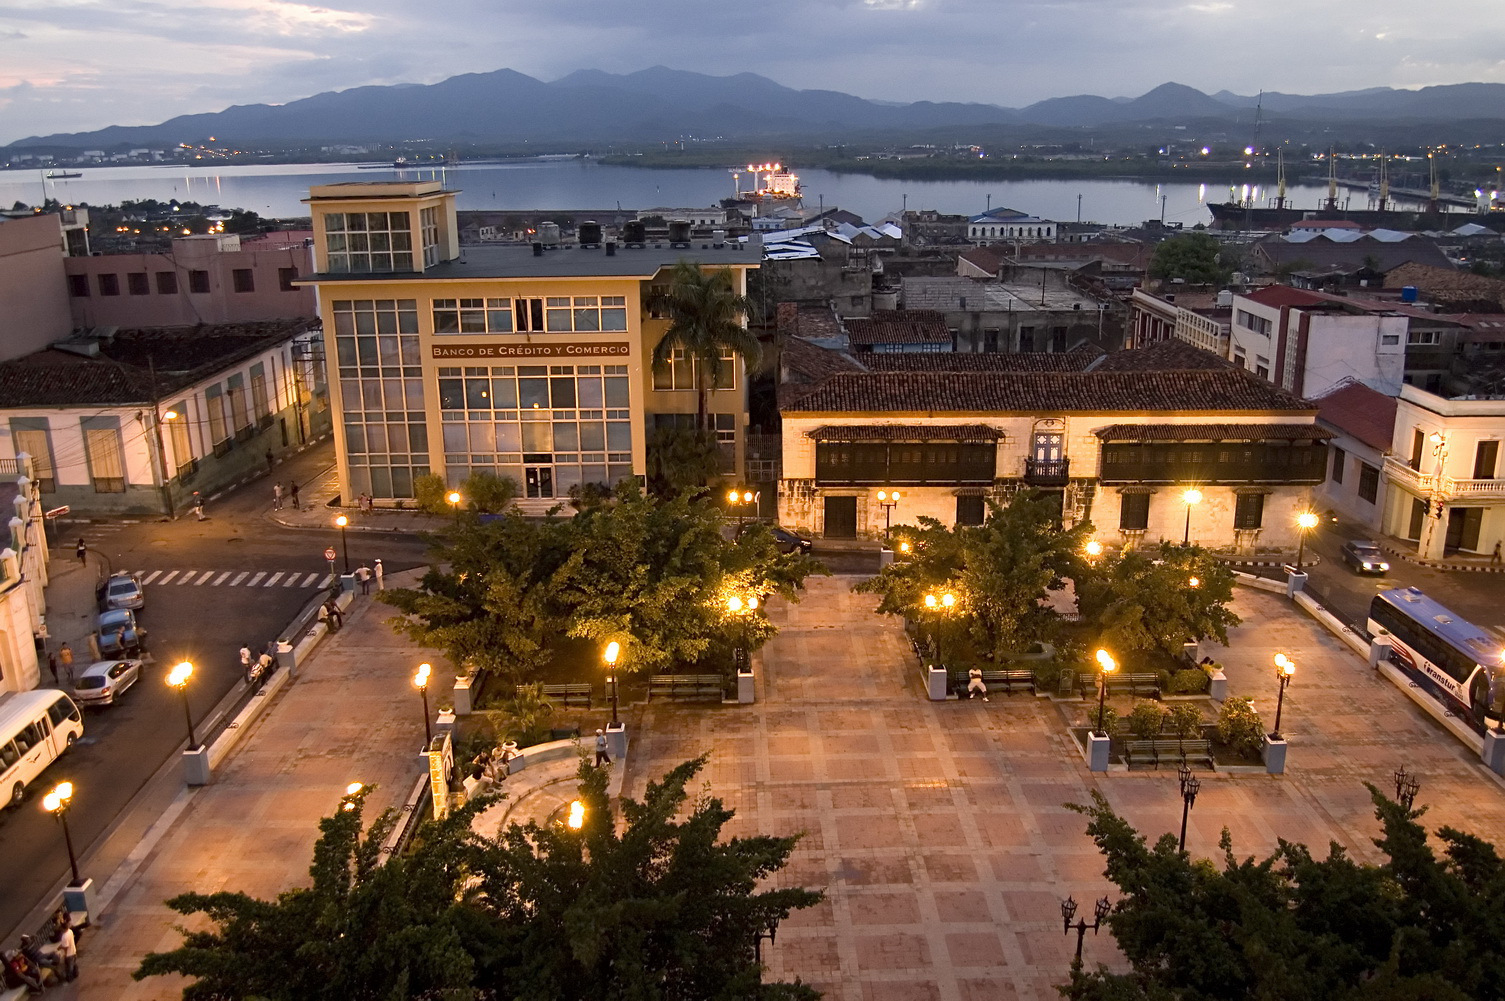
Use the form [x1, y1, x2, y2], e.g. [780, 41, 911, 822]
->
[95, 608, 147, 657]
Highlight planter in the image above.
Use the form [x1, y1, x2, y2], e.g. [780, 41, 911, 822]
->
[1262, 734, 1288, 774]
[183, 744, 211, 786]
[1485, 729, 1505, 776]
[1285, 568, 1308, 598]
[1088, 732, 1111, 772]
[453, 675, 473, 716]
[1207, 669, 1228, 701]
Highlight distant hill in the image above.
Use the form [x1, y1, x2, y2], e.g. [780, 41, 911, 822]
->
[10, 67, 1505, 149]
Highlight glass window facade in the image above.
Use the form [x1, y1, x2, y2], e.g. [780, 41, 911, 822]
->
[333, 299, 428, 498]
[438, 363, 633, 498]
[324, 212, 414, 274]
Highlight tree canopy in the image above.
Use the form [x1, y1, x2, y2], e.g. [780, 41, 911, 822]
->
[136, 757, 824, 1000]
[857, 491, 1092, 659]
[1062, 786, 1505, 1001]
[1076, 543, 1241, 660]
[1147, 233, 1231, 286]
[381, 479, 826, 680]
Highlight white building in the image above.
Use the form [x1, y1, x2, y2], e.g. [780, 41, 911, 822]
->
[1228, 286, 1407, 398]
[1313, 380, 1396, 532]
[0, 454, 50, 694]
[967, 207, 1057, 244]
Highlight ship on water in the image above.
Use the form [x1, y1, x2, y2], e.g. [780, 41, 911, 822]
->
[731, 162, 801, 202]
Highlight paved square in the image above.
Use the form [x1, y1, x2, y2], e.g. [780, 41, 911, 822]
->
[626, 576, 1505, 1001]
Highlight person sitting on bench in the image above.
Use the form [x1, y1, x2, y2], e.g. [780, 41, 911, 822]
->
[967, 667, 989, 702]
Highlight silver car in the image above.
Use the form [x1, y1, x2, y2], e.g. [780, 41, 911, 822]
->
[72, 659, 143, 706]
[98, 573, 145, 612]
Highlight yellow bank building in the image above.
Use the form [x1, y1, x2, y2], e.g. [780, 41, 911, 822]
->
[300, 181, 760, 512]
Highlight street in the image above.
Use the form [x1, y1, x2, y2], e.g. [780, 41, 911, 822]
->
[0, 442, 433, 941]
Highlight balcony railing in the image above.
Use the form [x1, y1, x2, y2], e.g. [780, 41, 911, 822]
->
[1024, 458, 1070, 486]
[1383, 457, 1505, 500]
[1384, 456, 1437, 493]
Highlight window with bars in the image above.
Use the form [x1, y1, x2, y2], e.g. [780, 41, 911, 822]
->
[278, 267, 298, 292]
[1331, 446, 1345, 484]
[127, 272, 149, 295]
[189, 270, 210, 294]
[155, 271, 178, 294]
[323, 211, 414, 273]
[232, 269, 254, 293]
[67, 274, 89, 297]
[1233, 493, 1265, 529]
[206, 385, 230, 451]
[1358, 463, 1380, 503]
[168, 404, 193, 477]
[1119, 492, 1149, 530]
[250, 363, 270, 423]
[98, 273, 120, 296]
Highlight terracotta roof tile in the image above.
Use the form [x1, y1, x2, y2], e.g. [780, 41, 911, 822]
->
[861, 350, 1100, 373]
[845, 310, 951, 346]
[1093, 423, 1334, 442]
[1092, 339, 1233, 371]
[807, 424, 1003, 442]
[1312, 380, 1398, 452]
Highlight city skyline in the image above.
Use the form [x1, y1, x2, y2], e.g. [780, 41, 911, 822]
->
[2, 0, 1503, 145]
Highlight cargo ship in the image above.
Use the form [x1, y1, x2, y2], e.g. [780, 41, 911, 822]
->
[732, 162, 801, 202]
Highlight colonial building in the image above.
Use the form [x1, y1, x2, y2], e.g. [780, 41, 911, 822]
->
[297, 181, 760, 512]
[779, 343, 1328, 551]
[0, 454, 49, 695]
[1312, 380, 1396, 532]
[967, 207, 1057, 244]
[1381, 383, 1505, 559]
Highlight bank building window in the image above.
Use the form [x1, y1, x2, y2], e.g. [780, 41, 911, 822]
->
[332, 299, 428, 498]
[438, 363, 633, 497]
[324, 212, 414, 273]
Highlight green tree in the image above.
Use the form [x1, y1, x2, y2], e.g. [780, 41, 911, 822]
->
[136, 759, 825, 1000]
[459, 469, 519, 513]
[646, 425, 723, 498]
[649, 260, 761, 429]
[1076, 544, 1240, 660]
[412, 472, 451, 515]
[1063, 786, 1505, 1001]
[1147, 233, 1231, 285]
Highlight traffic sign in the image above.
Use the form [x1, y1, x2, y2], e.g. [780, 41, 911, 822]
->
[324, 547, 337, 562]
[44, 505, 70, 518]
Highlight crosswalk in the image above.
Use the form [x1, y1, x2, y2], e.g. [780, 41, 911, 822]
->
[123, 569, 334, 590]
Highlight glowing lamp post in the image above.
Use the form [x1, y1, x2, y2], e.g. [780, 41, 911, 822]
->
[1181, 488, 1203, 546]
[604, 641, 621, 726]
[727, 488, 757, 529]
[334, 514, 351, 574]
[566, 799, 585, 830]
[447, 491, 462, 524]
[876, 489, 901, 541]
[1084, 539, 1103, 561]
[1094, 649, 1117, 735]
[1271, 654, 1296, 739]
[414, 662, 432, 746]
[43, 781, 82, 886]
[341, 782, 364, 812]
[167, 661, 198, 750]
[1295, 511, 1319, 568]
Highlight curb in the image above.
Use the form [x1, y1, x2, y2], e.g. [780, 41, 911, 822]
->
[1375, 540, 1505, 573]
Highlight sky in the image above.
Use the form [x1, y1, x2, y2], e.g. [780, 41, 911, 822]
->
[2, 0, 1504, 144]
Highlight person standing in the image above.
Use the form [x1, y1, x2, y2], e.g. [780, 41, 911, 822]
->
[58, 643, 74, 685]
[192, 491, 206, 520]
[54, 922, 77, 982]
[76, 537, 87, 565]
[47, 652, 58, 685]
[356, 563, 373, 595]
[594, 729, 611, 767]
[272, 481, 283, 510]
[264, 448, 275, 474]
[374, 558, 384, 591]
[289, 481, 300, 510]
[1493, 541, 1501, 565]
[240, 643, 252, 676]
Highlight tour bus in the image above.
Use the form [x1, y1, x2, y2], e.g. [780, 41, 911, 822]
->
[1368, 587, 1501, 732]
[0, 689, 84, 809]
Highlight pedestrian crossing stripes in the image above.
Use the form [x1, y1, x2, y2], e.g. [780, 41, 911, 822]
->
[128, 570, 331, 589]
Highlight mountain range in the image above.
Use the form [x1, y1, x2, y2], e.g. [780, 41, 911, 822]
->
[11, 67, 1505, 149]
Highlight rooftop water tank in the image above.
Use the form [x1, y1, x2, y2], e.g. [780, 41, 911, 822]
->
[1401, 285, 1418, 303]
[668, 221, 692, 247]
[539, 221, 560, 247]
[1216, 289, 1233, 307]
[578, 220, 602, 246]
[623, 220, 647, 247]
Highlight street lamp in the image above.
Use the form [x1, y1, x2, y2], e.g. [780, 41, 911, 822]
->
[1084, 539, 1103, 561]
[414, 662, 432, 747]
[1271, 653, 1296, 739]
[1177, 762, 1201, 854]
[167, 661, 198, 750]
[727, 488, 757, 529]
[923, 592, 956, 667]
[603, 641, 621, 726]
[566, 799, 585, 830]
[897, 539, 912, 557]
[447, 490, 462, 524]
[151, 407, 178, 519]
[334, 514, 351, 574]
[876, 489, 901, 541]
[1393, 766, 1420, 810]
[341, 782, 363, 812]
[1061, 895, 1112, 965]
[1295, 511, 1319, 568]
[1188, 576, 1200, 588]
[42, 781, 82, 886]
[1094, 649, 1117, 735]
[1181, 488, 1203, 546]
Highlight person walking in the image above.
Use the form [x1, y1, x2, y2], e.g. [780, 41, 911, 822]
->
[76, 537, 87, 565]
[374, 558, 384, 591]
[355, 563, 373, 595]
[289, 481, 300, 510]
[191, 491, 206, 520]
[58, 643, 74, 685]
[264, 448, 275, 474]
[1493, 541, 1501, 565]
[272, 481, 283, 511]
[594, 728, 611, 767]
[47, 652, 58, 685]
[240, 642, 253, 678]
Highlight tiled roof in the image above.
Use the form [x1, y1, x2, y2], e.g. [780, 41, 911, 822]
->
[958, 246, 1007, 276]
[1312, 380, 1398, 452]
[1094, 423, 1334, 442]
[1091, 339, 1233, 371]
[807, 424, 1003, 442]
[784, 369, 1314, 415]
[845, 310, 951, 346]
[861, 350, 1100, 373]
[1253, 236, 1453, 274]
[1012, 242, 1151, 268]
[1242, 285, 1331, 309]
[0, 320, 317, 407]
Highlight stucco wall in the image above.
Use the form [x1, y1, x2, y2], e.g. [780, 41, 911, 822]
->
[0, 214, 73, 362]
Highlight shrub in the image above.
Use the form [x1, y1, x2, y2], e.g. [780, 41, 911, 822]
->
[1155, 668, 1173, 694]
[1127, 701, 1168, 740]
[1168, 669, 1210, 695]
[1093, 705, 1120, 739]
[498, 683, 555, 747]
[1032, 660, 1061, 689]
[1216, 696, 1264, 758]
[1167, 704, 1203, 740]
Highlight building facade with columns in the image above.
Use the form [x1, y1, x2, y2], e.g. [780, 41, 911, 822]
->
[0, 455, 50, 694]
[296, 181, 760, 512]
[1381, 383, 1505, 559]
[778, 356, 1329, 551]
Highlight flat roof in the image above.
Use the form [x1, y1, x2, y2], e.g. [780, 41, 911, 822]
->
[306, 181, 447, 200]
[303, 242, 761, 283]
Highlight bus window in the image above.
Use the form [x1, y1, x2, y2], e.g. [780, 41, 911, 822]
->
[0, 741, 18, 769]
[47, 700, 67, 727]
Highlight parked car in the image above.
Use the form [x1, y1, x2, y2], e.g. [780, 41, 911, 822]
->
[95, 608, 147, 657]
[97, 572, 145, 611]
[737, 523, 813, 555]
[1339, 540, 1390, 575]
[72, 659, 143, 707]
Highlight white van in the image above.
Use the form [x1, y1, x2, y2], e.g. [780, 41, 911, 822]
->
[0, 689, 84, 809]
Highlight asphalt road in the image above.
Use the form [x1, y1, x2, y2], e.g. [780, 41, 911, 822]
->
[0, 442, 433, 941]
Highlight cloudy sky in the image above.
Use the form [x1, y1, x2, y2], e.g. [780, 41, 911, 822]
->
[2, 0, 1502, 144]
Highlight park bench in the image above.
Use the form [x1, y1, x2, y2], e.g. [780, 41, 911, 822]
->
[1078, 672, 1161, 699]
[950, 668, 1036, 697]
[1124, 738, 1215, 771]
[517, 683, 592, 709]
[648, 674, 726, 702]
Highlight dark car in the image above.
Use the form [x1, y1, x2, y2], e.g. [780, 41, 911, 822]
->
[736, 524, 813, 555]
[1339, 540, 1390, 575]
[95, 608, 147, 657]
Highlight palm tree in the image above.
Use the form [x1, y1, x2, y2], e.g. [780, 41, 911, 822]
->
[649, 260, 761, 429]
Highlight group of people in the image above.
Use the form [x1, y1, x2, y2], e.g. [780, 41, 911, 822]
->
[468, 741, 521, 786]
[355, 493, 375, 513]
[238, 641, 282, 689]
[354, 560, 384, 595]
[3, 907, 78, 992]
[270, 481, 300, 512]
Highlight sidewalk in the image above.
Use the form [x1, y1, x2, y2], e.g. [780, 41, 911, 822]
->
[52, 570, 445, 1000]
[262, 457, 450, 535]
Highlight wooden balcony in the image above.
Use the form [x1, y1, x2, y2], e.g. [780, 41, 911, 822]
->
[1024, 458, 1070, 486]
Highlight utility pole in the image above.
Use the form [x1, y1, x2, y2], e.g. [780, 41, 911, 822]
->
[148, 357, 176, 519]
